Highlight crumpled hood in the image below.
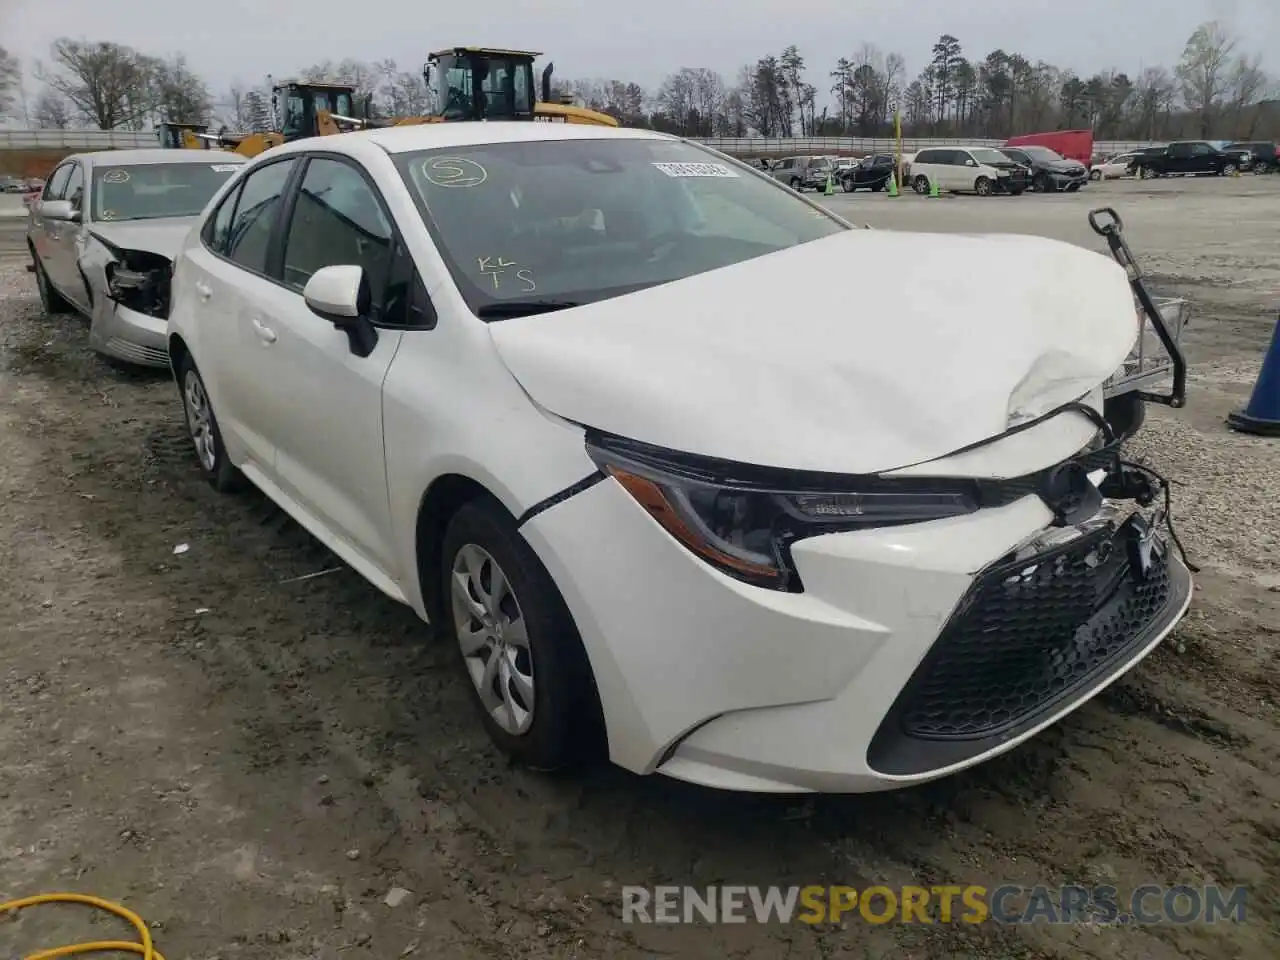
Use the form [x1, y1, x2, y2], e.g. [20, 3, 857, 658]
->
[87, 216, 199, 260]
[490, 229, 1138, 474]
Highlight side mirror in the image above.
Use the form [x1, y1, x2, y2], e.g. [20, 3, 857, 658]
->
[965, 158, 977, 167]
[303, 264, 378, 357]
[41, 199, 80, 222]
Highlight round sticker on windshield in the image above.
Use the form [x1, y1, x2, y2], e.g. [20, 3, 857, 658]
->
[102, 169, 130, 184]
[422, 157, 487, 188]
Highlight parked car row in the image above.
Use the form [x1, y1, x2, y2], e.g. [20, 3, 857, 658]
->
[754, 138, 1278, 199]
[22, 124, 1195, 796]
[1090, 140, 1279, 180]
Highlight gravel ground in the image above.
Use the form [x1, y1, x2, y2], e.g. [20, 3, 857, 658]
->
[1, 175, 1278, 959]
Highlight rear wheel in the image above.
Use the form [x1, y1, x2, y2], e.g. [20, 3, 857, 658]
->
[789, 177, 802, 191]
[441, 499, 605, 771]
[974, 176, 993, 196]
[178, 354, 244, 492]
[913, 175, 930, 194]
[33, 254, 72, 315]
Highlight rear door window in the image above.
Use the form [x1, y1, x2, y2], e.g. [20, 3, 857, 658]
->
[224, 159, 297, 275]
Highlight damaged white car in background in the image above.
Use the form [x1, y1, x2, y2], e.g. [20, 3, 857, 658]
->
[27, 149, 245, 367]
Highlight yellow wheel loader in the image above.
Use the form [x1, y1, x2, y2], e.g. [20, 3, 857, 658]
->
[159, 48, 617, 159]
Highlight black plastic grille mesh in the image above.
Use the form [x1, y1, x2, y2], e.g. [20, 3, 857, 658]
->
[900, 525, 1173, 739]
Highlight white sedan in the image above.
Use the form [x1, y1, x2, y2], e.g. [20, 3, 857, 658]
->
[166, 122, 1192, 793]
[1089, 152, 1142, 180]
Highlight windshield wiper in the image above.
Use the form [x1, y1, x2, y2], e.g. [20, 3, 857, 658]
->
[475, 299, 582, 320]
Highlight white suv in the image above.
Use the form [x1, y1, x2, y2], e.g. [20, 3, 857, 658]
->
[909, 147, 1029, 196]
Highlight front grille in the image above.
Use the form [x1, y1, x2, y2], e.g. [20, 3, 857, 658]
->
[896, 521, 1173, 740]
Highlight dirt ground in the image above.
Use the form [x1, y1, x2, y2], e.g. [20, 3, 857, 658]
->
[1, 176, 1278, 959]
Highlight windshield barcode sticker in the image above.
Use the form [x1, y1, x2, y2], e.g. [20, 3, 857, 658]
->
[652, 162, 739, 179]
[210, 164, 240, 173]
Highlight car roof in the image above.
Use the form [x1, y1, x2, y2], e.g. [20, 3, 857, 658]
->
[351, 121, 674, 155]
[69, 148, 249, 167]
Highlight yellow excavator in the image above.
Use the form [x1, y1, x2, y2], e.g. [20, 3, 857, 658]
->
[162, 47, 617, 158]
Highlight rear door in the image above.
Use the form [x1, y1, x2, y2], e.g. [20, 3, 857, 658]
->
[185, 157, 300, 476]
[1188, 142, 1217, 173]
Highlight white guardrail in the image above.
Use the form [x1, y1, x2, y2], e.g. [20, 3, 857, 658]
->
[0, 129, 159, 149]
[0, 128, 1160, 155]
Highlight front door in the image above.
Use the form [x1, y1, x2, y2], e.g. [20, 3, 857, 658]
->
[56, 163, 91, 311]
[260, 154, 405, 575]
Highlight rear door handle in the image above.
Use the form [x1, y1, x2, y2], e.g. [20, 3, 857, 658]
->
[195, 281, 212, 301]
[251, 316, 277, 344]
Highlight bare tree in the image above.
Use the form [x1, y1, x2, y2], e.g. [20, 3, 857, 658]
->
[33, 88, 72, 128]
[152, 55, 211, 124]
[0, 46, 19, 118]
[1176, 20, 1237, 137]
[37, 39, 157, 129]
[1225, 55, 1269, 137]
[299, 58, 384, 110]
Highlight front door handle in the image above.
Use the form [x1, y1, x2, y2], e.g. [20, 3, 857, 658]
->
[195, 281, 212, 301]
[251, 316, 277, 344]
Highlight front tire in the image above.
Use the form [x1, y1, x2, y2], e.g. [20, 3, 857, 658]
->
[178, 355, 244, 492]
[1103, 392, 1147, 442]
[1089, 169, 1102, 181]
[441, 499, 605, 771]
[1222, 162, 1237, 176]
[33, 254, 73, 315]
[841, 178, 855, 193]
[974, 176, 993, 196]
[790, 177, 802, 191]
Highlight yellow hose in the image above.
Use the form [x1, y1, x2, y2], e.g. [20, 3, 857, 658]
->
[0, 893, 165, 960]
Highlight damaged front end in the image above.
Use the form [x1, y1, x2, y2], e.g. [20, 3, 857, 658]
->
[92, 233, 173, 319]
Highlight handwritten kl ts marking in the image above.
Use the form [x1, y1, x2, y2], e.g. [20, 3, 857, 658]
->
[477, 257, 536, 292]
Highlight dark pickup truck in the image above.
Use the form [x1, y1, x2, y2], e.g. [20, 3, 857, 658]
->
[1133, 141, 1241, 178]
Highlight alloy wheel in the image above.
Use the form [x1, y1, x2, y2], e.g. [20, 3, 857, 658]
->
[183, 371, 218, 472]
[451, 543, 534, 736]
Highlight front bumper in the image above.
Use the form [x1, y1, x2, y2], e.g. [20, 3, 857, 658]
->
[88, 301, 170, 367]
[1048, 171, 1088, 191]
[522, 462, 1192, 793]
[995, 172, 1028, 192]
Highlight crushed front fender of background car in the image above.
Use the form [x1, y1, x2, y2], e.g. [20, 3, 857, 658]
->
[89, 231, 173, 319]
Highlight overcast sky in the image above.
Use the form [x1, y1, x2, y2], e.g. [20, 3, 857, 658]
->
[2, 0, 1276, 107]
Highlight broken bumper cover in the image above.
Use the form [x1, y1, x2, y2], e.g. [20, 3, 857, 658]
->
[521, 463, 1191, 794]
[88, 301, 170, 368]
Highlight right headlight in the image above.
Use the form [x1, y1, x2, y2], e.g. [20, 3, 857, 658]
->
[586, 435, 982, 592]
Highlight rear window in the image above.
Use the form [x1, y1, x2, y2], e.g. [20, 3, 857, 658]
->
[396, 138, 847, 317]
[92, 161, 244, 222]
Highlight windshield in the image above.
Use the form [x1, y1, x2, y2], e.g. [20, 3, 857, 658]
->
[969, 148, 1012, 165]
[1020, 146, 1065, 162]
[92, 161, 243, 222]
[395, 138, 847, 317]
